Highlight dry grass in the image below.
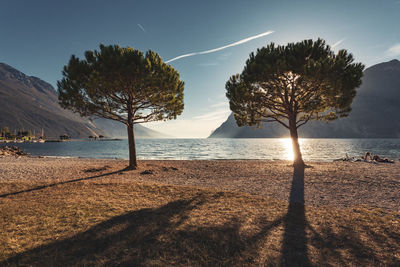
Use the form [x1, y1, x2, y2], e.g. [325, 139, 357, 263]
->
[0, 158, 399, 266]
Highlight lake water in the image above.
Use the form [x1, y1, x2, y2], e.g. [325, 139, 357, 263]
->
[2, 138, 400, 162]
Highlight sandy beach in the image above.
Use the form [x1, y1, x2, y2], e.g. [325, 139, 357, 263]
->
[1, 157, 399, 266]
[1, 157, 399, 212]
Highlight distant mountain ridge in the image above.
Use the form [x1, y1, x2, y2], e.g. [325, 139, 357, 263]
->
[209, 59, 400, 138]
[91, 118, 168, 139]
[0, 63, 165, 138]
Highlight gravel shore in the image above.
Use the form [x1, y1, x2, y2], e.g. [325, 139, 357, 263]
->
[1, 157, 399, 212]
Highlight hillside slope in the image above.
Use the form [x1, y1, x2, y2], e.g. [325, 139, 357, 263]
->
[0, 63, 165, 138]
[91, 118, 168, 139]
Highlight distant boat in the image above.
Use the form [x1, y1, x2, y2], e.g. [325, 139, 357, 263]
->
[38, 139, 45, 143]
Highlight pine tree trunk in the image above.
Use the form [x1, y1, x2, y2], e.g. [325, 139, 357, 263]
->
[289, 118, 305, 167]
[127, 122, 137, 169]
[126, 96, 137, 170]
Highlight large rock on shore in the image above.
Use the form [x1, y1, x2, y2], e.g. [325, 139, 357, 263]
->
[0, 146, 28, 157]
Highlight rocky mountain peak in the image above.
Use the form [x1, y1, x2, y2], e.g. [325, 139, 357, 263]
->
[0, 63, 55, 95]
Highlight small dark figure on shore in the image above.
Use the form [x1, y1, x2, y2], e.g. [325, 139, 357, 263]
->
[372, 155, 394, 163]
[362, 152, 372, 161]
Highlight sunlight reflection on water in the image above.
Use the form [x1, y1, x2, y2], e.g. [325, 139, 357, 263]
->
[280, 138, 295, 161]
[3, 138, 400, 162]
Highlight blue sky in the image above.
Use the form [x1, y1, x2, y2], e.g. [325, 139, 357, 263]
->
[1, 0, 399, 137]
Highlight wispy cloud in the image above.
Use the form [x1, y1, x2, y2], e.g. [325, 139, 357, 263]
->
[387, 43, 400, 56]
[193, 109, 230, 121]
[331, 38, 346, 49]
[166, 30, 274, 63]
[137, 24, 146, 33]
[210, 101, 228, 108]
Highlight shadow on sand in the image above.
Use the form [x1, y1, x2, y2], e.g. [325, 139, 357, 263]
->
[280, 165, 399, 266]
[281, 165, 310, 266]
[2, 166, 399, 266]
[0, 168, 125, 199]
[1, 194, 286, 266]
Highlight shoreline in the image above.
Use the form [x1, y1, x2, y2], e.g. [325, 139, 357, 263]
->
[26, 156, 400, 165]
[4, 151, 400, 163]
[2, 138, 400, 163]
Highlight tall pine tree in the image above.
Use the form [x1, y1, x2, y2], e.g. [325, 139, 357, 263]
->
[226, 39, 364, 166]
[58, 44, 184, 169]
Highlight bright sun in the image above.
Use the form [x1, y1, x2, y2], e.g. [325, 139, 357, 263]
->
[280, 138, 293, 160]
[280, 138, 300, 161]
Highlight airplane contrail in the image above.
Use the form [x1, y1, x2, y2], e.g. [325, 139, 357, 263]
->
[332, 38, 345, 49]
[166, 30, 274, 63]
[137, 24, 146, 33]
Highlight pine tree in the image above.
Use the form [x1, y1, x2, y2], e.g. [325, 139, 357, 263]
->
[58, 44, 184, 169]
[226, 39, 364, 166]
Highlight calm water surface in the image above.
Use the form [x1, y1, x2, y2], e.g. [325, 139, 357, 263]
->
[2, 138, 400, 162]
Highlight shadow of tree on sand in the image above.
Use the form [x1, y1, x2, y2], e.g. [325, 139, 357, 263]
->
[281, 165, 310, 266]
[279, 165, 400, 266]
[0, 168, 125, 198]
[2, 194, 285, 266]
[2, 167, 399, 266]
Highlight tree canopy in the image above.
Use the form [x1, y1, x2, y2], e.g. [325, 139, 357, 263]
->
[226, 39, 364, 166]
[58, 44, 184, 169]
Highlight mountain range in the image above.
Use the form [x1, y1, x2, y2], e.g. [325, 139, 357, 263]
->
[0, 63, 165, 139]
[2, 59, 399, 139]
[209, 59, 400, 138]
